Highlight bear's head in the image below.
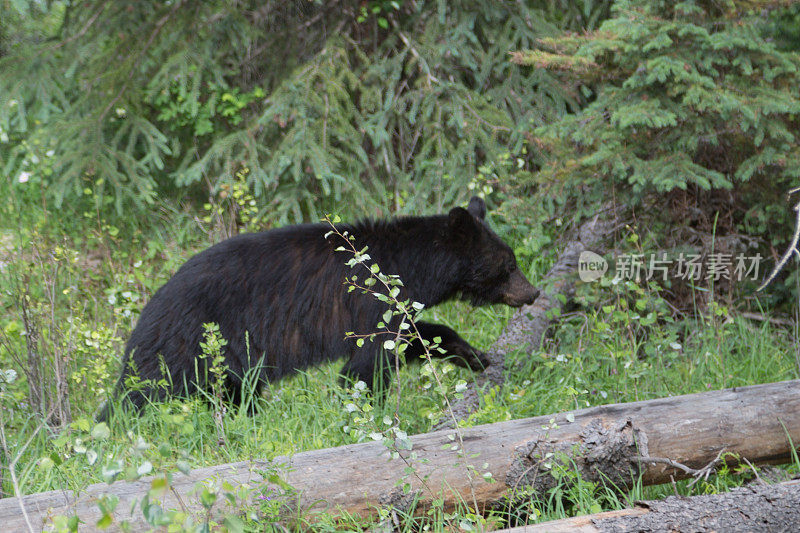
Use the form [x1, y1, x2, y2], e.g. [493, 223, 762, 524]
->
[448, 197, 539, 308]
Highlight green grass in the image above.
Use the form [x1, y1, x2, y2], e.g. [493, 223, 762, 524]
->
[0, 193, 798, 531]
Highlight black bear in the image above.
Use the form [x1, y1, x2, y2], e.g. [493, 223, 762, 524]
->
[109, 197, 538, 414]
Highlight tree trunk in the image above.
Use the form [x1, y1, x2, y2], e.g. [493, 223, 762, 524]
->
[440, 207, 619, 428]
[0, 379, 798, 531]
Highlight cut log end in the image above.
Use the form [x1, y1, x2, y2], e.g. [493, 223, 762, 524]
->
[504, 419, 646, 503]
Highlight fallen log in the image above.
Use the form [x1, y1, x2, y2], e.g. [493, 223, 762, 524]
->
[440, 207, 619, 428]
[1, 380, 798, 531]
[498, 479, 800, 533]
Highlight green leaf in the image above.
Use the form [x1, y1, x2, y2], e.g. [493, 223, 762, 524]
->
[150, 476, 168, 497]
[91, 424, 109, 442]
[96, 513, 112, 529]
[223, 516, 245, 533]
[176, 460, 191, 475]
[199, 487, 217, 509]
[137, 461, 153, 476]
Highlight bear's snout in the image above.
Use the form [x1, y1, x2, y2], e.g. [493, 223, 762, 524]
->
[502, 269, 539, 307]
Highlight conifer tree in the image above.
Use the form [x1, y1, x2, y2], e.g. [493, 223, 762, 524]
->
[514, 1, 800, 237]
[1, 1, 602, 221]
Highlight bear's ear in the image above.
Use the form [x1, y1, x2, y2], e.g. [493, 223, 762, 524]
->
[467, 196, 486, 220]
[448, 206, 481, 241]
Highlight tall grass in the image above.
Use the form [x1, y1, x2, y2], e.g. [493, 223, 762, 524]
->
[0, 183, 797, 529]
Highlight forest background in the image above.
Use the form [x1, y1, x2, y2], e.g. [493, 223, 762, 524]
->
[1, 1, 799, 531]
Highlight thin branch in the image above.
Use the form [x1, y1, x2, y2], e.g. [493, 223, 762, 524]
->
[390, 19, 438, 86]
[758, 186, 800, 291]
[324, 219, 481, 513]
[742, 457, 764, 484]
[739, 311, 794, 326]
[637, 456, 698, 476]
[52, 2, 109, 50]
[638, 448, 727, 488]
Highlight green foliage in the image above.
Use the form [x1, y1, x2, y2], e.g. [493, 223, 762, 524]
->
[43, 416, 270, 531]
[197, 322, 229, 410]
[508, 0, 800, 306]
[151, 80, 265, 138]
[2, 2, 799, 529]
[541, 0, 613, 32]
[201, 166, 266, 237]
[356, 0, 401, 28]
[68, 320, 121, 398]
[1, 0, 577, 223]
[766, 3, 800, 50]
[518, 1, 800, 199]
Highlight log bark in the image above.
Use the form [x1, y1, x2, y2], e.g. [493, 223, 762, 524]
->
[440, 208, 619, 428]
[1, 379, 798, 532]
[499, 479, 800, 533]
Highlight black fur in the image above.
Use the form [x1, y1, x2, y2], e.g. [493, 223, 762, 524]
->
[108, 197, 538, 414]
